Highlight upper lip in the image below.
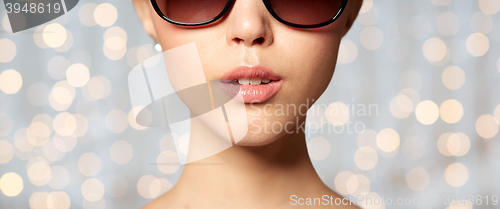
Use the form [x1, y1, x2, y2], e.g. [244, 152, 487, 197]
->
[220, 65, 282, 82]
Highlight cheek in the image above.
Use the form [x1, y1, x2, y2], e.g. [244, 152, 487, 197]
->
[280, 31, 342, 96]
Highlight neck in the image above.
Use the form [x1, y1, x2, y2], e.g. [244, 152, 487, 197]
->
[168, 120, 332, 208]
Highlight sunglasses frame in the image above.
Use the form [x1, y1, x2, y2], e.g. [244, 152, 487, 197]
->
[150, 0, 349, 29]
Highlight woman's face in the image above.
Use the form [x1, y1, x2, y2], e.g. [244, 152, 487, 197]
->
[137, 0, 361, 146]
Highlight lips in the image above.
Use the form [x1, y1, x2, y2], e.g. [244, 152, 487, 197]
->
[218, 65, 283, 103]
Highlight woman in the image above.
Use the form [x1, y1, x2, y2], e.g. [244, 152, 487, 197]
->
[131, 0, 363, 208]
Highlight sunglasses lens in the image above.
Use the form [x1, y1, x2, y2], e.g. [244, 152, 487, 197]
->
[156, 0, 230, 23]
[269, 0, 343, 26]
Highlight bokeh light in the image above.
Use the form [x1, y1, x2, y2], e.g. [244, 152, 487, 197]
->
[406, 167, 430, 191]
[479, 0, 500, 15]
[389, 94, 414, 119]
[109, 141, 134, 164]
[415, 100, 439, 125]
[49, 81, 76, 111]
[0, 69, 23, 94]
[466, 33, 490, 57]
[444, 163, 469, 187]
[398, 88, 420, 106]
[46, 191, 71, 209]
[156, 150, 180, 175]
[83, 76, 112, 101]
[359, 0, 373, 14]
[81, 178, 105, 202]
[439, 99, 463, 124]
[326, 102, 350, 126]
[360, 26, 384, 50]
[94, 3, 118, 27]
[27, 160, 52, 186]
[307, 137, 331, 161]
[178, 133, 190, 156]
[66, 63, 90, 87]
[48, 166, 70, 190]
[103, 27, 127, 60]
[34, 25, 49, 49]
[78, 153, 102, 176]
[357, 129, 378, 149]
[376, 128, 400, 152]
[494, 104, 500, 123]
[1, 14, 13, 33]
[137, 175, 171, 199]
[54, 30, 74, 53]
[357, 192, 385, 209]
[442, 66, 465, 90]
[0, 140, 14, 164]
[475, 114, 499, 139]
[0, 172, 23, 197]
[337, 40, 358, 64]
[43, 23, 67, 48]
[53, 112, 77, 136]
[357, 4, 379, 26]
[0, 38, 16, 63]
[105, 110, 129, 133]
[128, 107, 151, 130]
[346, 174, 370, 196]
[423, 38, 447, 62]
[334, 171, 355, 195]
[470, 12, 494, 34]
[29, 192, 49, 209]
[354, 146, 378, 170]
[447, 133, 470, 156]
[79, 3, 97, 27]
[53, 133, 77, 153]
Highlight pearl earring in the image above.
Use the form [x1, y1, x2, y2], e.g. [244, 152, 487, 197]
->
[154, 43, 162, 53]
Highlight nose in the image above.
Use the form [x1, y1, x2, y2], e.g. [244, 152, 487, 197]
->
[225, 0, 274, 47]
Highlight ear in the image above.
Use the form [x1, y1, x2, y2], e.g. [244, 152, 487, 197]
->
[132, 0, 158, 41]
[343, 0, 363, 36]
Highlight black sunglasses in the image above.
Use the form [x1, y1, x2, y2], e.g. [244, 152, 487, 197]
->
[150, 0, 349, 29]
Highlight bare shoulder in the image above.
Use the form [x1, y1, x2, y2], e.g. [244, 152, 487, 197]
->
[140, 198, 169, 209]
[140, 191, 182, 209]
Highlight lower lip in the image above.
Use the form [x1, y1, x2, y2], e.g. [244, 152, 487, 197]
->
[219, 80, 284, 103]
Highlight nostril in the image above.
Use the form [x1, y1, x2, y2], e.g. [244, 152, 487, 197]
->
[253, 37, 265, 45]
[232, 37, 265, 45]
[233, 37, 243, 44]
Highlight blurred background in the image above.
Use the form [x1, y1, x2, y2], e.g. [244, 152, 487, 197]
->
[0, 0, 500, 208]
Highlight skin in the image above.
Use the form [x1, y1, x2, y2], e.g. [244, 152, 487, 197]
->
[133, 0, 363, 208]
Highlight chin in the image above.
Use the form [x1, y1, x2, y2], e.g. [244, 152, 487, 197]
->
[234, 131, 286, 146]
[233, 113, 303, 146]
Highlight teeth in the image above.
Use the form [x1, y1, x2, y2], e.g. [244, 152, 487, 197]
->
[238, 78, 250, 85]
[237, 78, 271, 85]
[250, 78, 261, 85]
